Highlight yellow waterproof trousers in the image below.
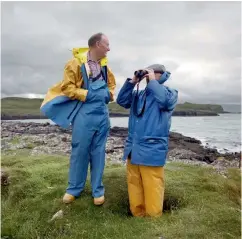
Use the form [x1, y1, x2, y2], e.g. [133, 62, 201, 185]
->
[127, 159, 165, 217]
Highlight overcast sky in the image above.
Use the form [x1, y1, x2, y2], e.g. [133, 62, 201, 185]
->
[1, 1, 241, 104]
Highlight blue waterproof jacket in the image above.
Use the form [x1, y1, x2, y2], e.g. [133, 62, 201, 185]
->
[117, 79, 178, 166]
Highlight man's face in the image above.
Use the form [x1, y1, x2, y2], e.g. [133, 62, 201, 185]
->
[96, 35, 110, 58]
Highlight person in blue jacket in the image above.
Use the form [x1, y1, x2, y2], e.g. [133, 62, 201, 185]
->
[41, 33, 116, 206]
[117, 64, 178, 217]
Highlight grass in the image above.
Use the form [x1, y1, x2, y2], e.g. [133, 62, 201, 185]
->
[1, 97, 225, 118]
[10, 137, 20, 145]
[1, 150, 241, 239]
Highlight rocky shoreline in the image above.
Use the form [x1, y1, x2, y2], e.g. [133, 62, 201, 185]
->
[1, 122, 241, 176]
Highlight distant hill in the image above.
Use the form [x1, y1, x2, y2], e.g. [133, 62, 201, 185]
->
[175, 102, 225, 113]
[1, 97, 227, 120]
[1, 97, 44, 116]
[108, 101, 225, 116]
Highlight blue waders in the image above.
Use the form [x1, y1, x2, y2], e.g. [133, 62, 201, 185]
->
[66, 65, 110, 198]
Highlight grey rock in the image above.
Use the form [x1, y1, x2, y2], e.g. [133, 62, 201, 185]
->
[1, 168, 10, 186]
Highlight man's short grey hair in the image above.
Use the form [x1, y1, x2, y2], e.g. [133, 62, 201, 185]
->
[88, 32, 104, 47]
[147, 64, 166, 73]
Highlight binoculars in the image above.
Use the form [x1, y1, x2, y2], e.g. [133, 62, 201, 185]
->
[134, 69, 165, 82]
[134, 70, 149, 81]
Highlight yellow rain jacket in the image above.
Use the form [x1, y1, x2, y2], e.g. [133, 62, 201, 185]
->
[40, 48, 116, 128]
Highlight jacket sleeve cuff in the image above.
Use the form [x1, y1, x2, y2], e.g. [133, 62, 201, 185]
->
[126, 78, 137, 87]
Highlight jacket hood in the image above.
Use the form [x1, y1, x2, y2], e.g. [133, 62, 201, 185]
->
[71, 47, 108, 66]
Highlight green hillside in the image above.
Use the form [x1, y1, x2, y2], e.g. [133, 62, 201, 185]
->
[1, 97, 43, 116]
[175, 102, 224, 113]
[1, 97, 225, 119]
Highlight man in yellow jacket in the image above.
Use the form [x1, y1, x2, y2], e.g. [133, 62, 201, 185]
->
[40, 33, 116, 205]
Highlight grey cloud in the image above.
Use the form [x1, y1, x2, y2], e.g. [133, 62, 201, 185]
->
[1, 1, 241, 104]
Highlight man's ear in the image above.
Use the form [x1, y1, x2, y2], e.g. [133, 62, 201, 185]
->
[95, 41, 100, 48]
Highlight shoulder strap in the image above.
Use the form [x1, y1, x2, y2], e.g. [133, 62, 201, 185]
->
[80, 64, 89, 89]
[133, 84, 147, 117]
[101, 66, 108, 83]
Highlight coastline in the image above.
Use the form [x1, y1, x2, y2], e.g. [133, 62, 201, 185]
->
[1, 121, 241, 176]
[1, 110, 220, 120]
